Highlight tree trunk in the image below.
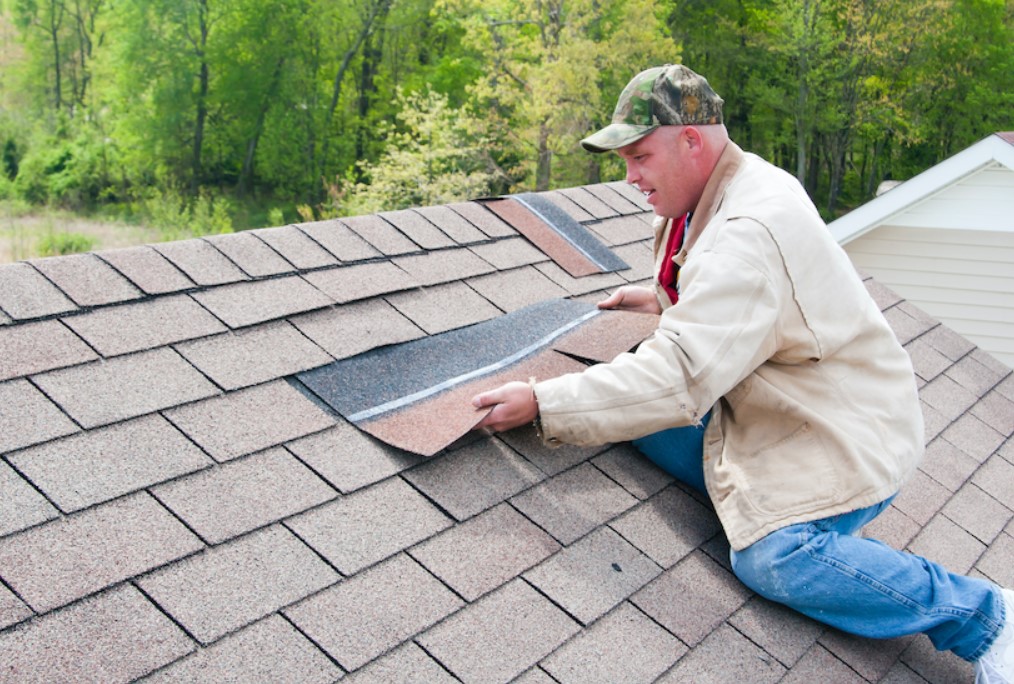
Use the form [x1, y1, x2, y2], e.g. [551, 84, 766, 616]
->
[535, 123, 551, 191]
[238, 56, 285, 195]
[47, 0, 66, 112]
[190, 0, 209, 195]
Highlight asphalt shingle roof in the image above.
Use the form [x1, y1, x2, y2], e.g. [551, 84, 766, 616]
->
[0, 184, 1012, 683]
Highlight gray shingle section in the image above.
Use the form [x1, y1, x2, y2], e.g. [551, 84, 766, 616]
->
[581, 184, 644, 215]
[540, 602, 684, 684]
[410, 503, 560, 601]
[447, 201, 516, 238]
[286, 553, 463, 671]
[97, 245, 196, 294]
[387, 280, 502, 335]
[592, 443, 673, 500]
[0, 493, 203, 612]
[919, 374, 979, 421]
[542, 191, 595, 223]
[286, 420, 421, 494]
[415, 204, 489, 244]
[524, 527, 661, 625]
[556, 187, 620, 219]
[632, 551, 752, 647]
[535, 260, 625, 297]
[0, 585, 194, 684]
[978, 531, 1014, 587]
[467, 267, 569, 313]
[468, 236, 547, 270]
[946, 353, 1007, 397]
[138, 525, 339, 645]
[154, 239, 249, 286]
[609, 485, 721, 569]
[883, 305, 936, 346]
[498, 428, 606, 477]
[917, 321, 975, 362]
[920, 436, 979, 492]
[418, 579, 581, 684]
[818, 629, 911, 683]
[729, 596, 825, 668]
[192, 275, 333, 328]
[0, 262, 77, 319]
[32, 348, 218, 429]
[404, 439, 544, 521]
[890, 469, 949, 526]
[908, 515, 985, 575]
[250, 226, 338, 270]
[393, 247, 495, 286]
[152, 448, 336, 544]
[658, 623, 786, 684]
[204, 232, 295, 277]
[941, 484, 1010, 545]
[30, 253, 143, 306]
[0, 581, 32, 630]
[782, 645, 871, 684]
[286, 476, 451, 575]
[9, 414, 212, 513]
[301, 261, 417, 304]
[973, 453, 1014, 507]
[344, 641, 459, 684]
[380, 209, 455, 250]
[297, 220, 380, 262]
[941, 413, 1005, 463]
[290, 299, 424, 361]
[0, 378, 79, 454]
[511, 463, 638, 545]
[341, 214, 419, 255]
[612, 242, 655, 283]
[143, 615, 340, 684]
[62, 294, 227, 357]
[907, 337, 953, 382]
[174, 321, 332, 390]
[164, 380, 334, 462]
[587, 215, 657, 248]
[0, 319, 98, 381]
[972, 390, 1014, 437]
[0, 459, 59, 536]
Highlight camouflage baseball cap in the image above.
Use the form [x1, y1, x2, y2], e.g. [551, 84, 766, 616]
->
[581, 64, 724, 153]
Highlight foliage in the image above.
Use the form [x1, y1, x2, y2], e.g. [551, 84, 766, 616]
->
[140, 186, 234, 241]
[36, 230, 96, 256]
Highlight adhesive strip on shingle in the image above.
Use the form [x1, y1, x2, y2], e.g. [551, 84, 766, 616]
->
[297, 299, 658, 456]
[481, 199, 600, 278]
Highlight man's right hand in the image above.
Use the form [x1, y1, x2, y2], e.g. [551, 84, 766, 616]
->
[597, 285, 662, 314]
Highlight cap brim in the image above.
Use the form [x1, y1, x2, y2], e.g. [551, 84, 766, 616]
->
[580, 123, 658, 153]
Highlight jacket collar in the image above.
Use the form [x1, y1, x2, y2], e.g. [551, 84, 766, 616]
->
[684, 141, 745, 252]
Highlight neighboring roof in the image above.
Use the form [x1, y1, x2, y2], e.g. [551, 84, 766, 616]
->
[0, 181, 1012, 683]
[829, 132, 1014, 244]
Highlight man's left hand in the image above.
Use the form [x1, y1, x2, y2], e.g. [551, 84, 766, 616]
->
[471, 381, 539, 433]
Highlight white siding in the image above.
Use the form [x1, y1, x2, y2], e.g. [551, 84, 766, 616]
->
[845, 226, 1014, 368]
[889, 165, 1014, 231]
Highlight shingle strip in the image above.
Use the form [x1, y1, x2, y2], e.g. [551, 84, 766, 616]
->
[289, 299, 424, 361]
[483, 198, 601, 278]
[192, 275, 333, 328]
[0, 492, 203, 613]
[0, 319, 98, 381]
[0, 378, 79, 454]
[386, 280, 500, 336]
[250, 226, 338, 270]
[0, 262, 77, 320]
[414, 205, 489, 244]
[204, 232, 295, 277]
[154, 239, 248, 287]
[301, 261, 417, 305]
[97, 245, 196, 295]
[341, 214, 418, 256]
[380, 209, 455, 250]
[447, 201, 516, 238]
[297, 220, 380, 262]
[30, 253, 143, 307]
[0, 459, 59, 537]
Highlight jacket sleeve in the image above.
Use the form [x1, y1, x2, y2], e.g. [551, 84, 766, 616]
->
[534, 235, 785, 447]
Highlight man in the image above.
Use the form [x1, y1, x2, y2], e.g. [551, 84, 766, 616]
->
[472, 64, 1012, 681]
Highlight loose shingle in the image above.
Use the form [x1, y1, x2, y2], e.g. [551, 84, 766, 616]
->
[9, 413, 212, 513]
[174, 321, 333, 390]
[393, 247, 496, 286]
[97, 245, 196, 295]
[0, 492, 203, 612]
[0, 379, 79, 454]
[286, 420, 421, 494]
[250, 226, 338, 270]
[290, 299, 424, 361]
[0, 262, 77, 320]
[62, 294, 227, 357]
[0, 459, 59, 537]
[32, 348, 218, 429]
[297, 220, 380, 262]
[0, 319, 98, 381]
[301, 261, 417, 304]
[341, 215, 418, 255]
[539, 602, 684, 684]
[138, 525, 338, 645]
[523, 527, 661, 625]
[609, 486, 721, 569]
[631, 551, 752, 647]
[152, 447, 336, 544]
[164, 380, 335, 462]
[386, 281, 501, 335]
[417, 579, 581, 684]
[0, 585, 194, 684]
[285, 553, 463, 671]
[286, 477, 451, 575]
[404, 439, 544, 521]
[380, 209, 455, 250]
[143, 615, 340, 684]
[415, 204, 489, 244]
[154, 239, 248, 286]
[204, 232, 295, 277]
[510, 463, 638, 545]
[192, 275, 333, 328]
[30, 253, 143, 307]
[410, 503, 560, 601]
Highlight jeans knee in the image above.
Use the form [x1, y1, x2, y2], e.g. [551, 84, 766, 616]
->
[731, 532, 808, 604]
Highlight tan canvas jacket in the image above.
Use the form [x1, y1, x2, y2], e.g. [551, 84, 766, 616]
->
[534, 142, 924, 550]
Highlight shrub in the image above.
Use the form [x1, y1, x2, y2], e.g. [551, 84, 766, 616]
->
[36, 231, 97, 256]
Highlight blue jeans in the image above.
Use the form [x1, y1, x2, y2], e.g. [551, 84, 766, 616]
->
[632, 415, 1006, 661]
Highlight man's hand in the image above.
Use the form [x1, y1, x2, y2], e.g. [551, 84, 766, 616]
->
[597, 285, 662, 314]
[472, 381, 539, 433]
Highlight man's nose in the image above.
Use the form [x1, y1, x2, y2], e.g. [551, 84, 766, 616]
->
[625, 162, 639, 186]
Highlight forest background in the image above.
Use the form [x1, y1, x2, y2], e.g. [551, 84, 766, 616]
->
[0, 0, 1011, 260]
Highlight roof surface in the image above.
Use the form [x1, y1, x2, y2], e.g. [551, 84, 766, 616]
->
[0, 182, 1012, 683]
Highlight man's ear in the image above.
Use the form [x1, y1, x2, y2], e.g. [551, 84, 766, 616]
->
[683, 126, 704, 153]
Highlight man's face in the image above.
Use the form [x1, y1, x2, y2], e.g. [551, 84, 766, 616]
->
[616, 126, 697, 219]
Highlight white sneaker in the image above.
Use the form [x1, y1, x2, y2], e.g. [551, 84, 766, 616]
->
[976, 589, 1014, 684]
